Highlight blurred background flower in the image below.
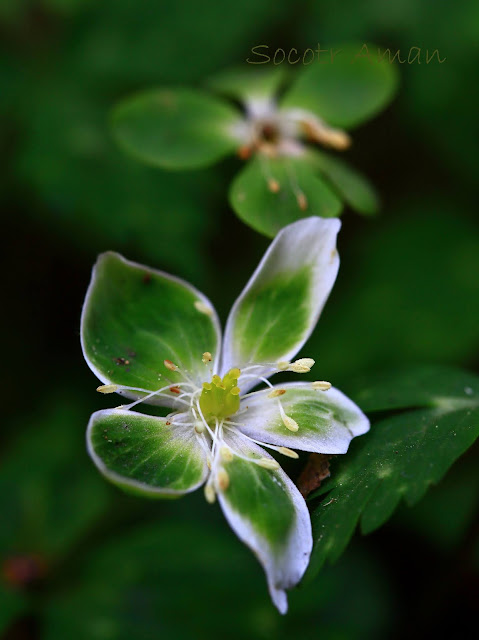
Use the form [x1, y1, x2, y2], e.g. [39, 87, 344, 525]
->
[1, 1, 478, 639]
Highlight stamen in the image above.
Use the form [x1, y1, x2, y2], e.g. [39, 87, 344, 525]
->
[237, 145, 252, 160]
[277, 360, 290, 371]
[204, 483, 216, 504]
[164, 359, 178, 372]
[216, 468, 230, 491]
[194, 301, 213, 316]
[225, 426, 300, 460]
[220, 446, 233, 462]
[312, 381, 332, 391]
[284, 159, 308, 212]
[289, 358, 315, 373]
[278, 447, 299, 459]
[257, 457, 280, 470]
[96, 384, 118, 394]
[296, 192, 308, 211]
[282, 415, 299, 432]
[268, 178, 280, 193]
[268, 388, 286, 398]
[202, 351, 212, 364]
[194, 421, 205, 434]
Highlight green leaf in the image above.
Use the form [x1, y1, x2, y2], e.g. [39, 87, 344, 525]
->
[221, 217, 340, 391]
[229, 154, 342, 237]
[237, 382, 369, 454]
[282, 43, 399, 129]
[207, 66, 287, 104]
[306, 367, 479, 581]
[81, 252, 220, 396]
[111, 88, 242, 170]
[312, 151, 380, 216]
[350, 365, 479, 413]
[87, 409, 208, 497]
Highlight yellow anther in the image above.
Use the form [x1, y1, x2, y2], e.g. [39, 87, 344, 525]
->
[217, 468, 230, 491]
[257, 457, 280, 470]
[204, 483, 216, 504]
[228, 368, 241, 378]
[312, 380, 332, 391]
[268, 388, 286, 398]
[289, 358, 315, 373]
[283, 414, 299, 432]
[268, 178, 280, 193]
[96, 384, 118, 394]
[278, 447, 299, 459]
[164, 359, 178, 372]
[194, 421, 206, 434]
[230, 386, 240, 396]
[220, 446, 233, 462]
[202, 351, 212, 364]
[297, 192, 308, 211]
[277, 361, 290, 371]
[194, 300, 213, 316]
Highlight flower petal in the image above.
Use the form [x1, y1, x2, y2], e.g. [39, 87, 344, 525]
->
[281, 43, 398, 129]
[207, 67, 286, 117]
[87, 409, 208, 497]
[221, 217, 340, 391]
[216, 430, 312, 614]
[111, 88, 242, 170]
[81, 252, 221, 406]
[236, 382, 370, 454]
[229, 154, 343, 238]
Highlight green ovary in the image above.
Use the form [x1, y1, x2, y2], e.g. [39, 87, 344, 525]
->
[199, 368, 241, 421]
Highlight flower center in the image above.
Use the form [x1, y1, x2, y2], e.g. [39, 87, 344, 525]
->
[199, 368, 241, 421]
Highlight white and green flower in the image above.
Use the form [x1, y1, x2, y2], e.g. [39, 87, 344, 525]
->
[81, 216, 369, 613]
[112, 49, 398, 237]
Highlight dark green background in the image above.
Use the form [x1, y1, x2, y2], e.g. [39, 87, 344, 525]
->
[1, 1, 478, 638]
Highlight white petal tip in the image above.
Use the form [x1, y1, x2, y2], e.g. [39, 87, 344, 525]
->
[270, 586, 288, 615]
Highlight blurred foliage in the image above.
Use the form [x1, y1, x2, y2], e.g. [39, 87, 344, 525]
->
[1, 0, 478, 638]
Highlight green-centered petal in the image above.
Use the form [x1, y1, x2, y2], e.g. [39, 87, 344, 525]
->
[312, 151, 380, 216]
[236, 382, 370, 454]
[81, 252, 220, 404]
[111, 88, 242, 170]
[87, 409, 207, 498]
[217, 430, 312, 614]
[281, 43, 398, 129]
[221, 217, 340, 392]
[229, 153, 343, 237]
[207, 66, 287, 109]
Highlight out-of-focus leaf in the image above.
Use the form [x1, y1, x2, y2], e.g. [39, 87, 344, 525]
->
[42, 519, 393, 640]
[111, 89, 241, 170]
[282, 43, 399, 129]
[306, 366, 479, 580]
[0, 395, 110, 558]
[229, 154, 342, 237]
[312, 151, 380, 215]
[311, 206, 479, 383]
